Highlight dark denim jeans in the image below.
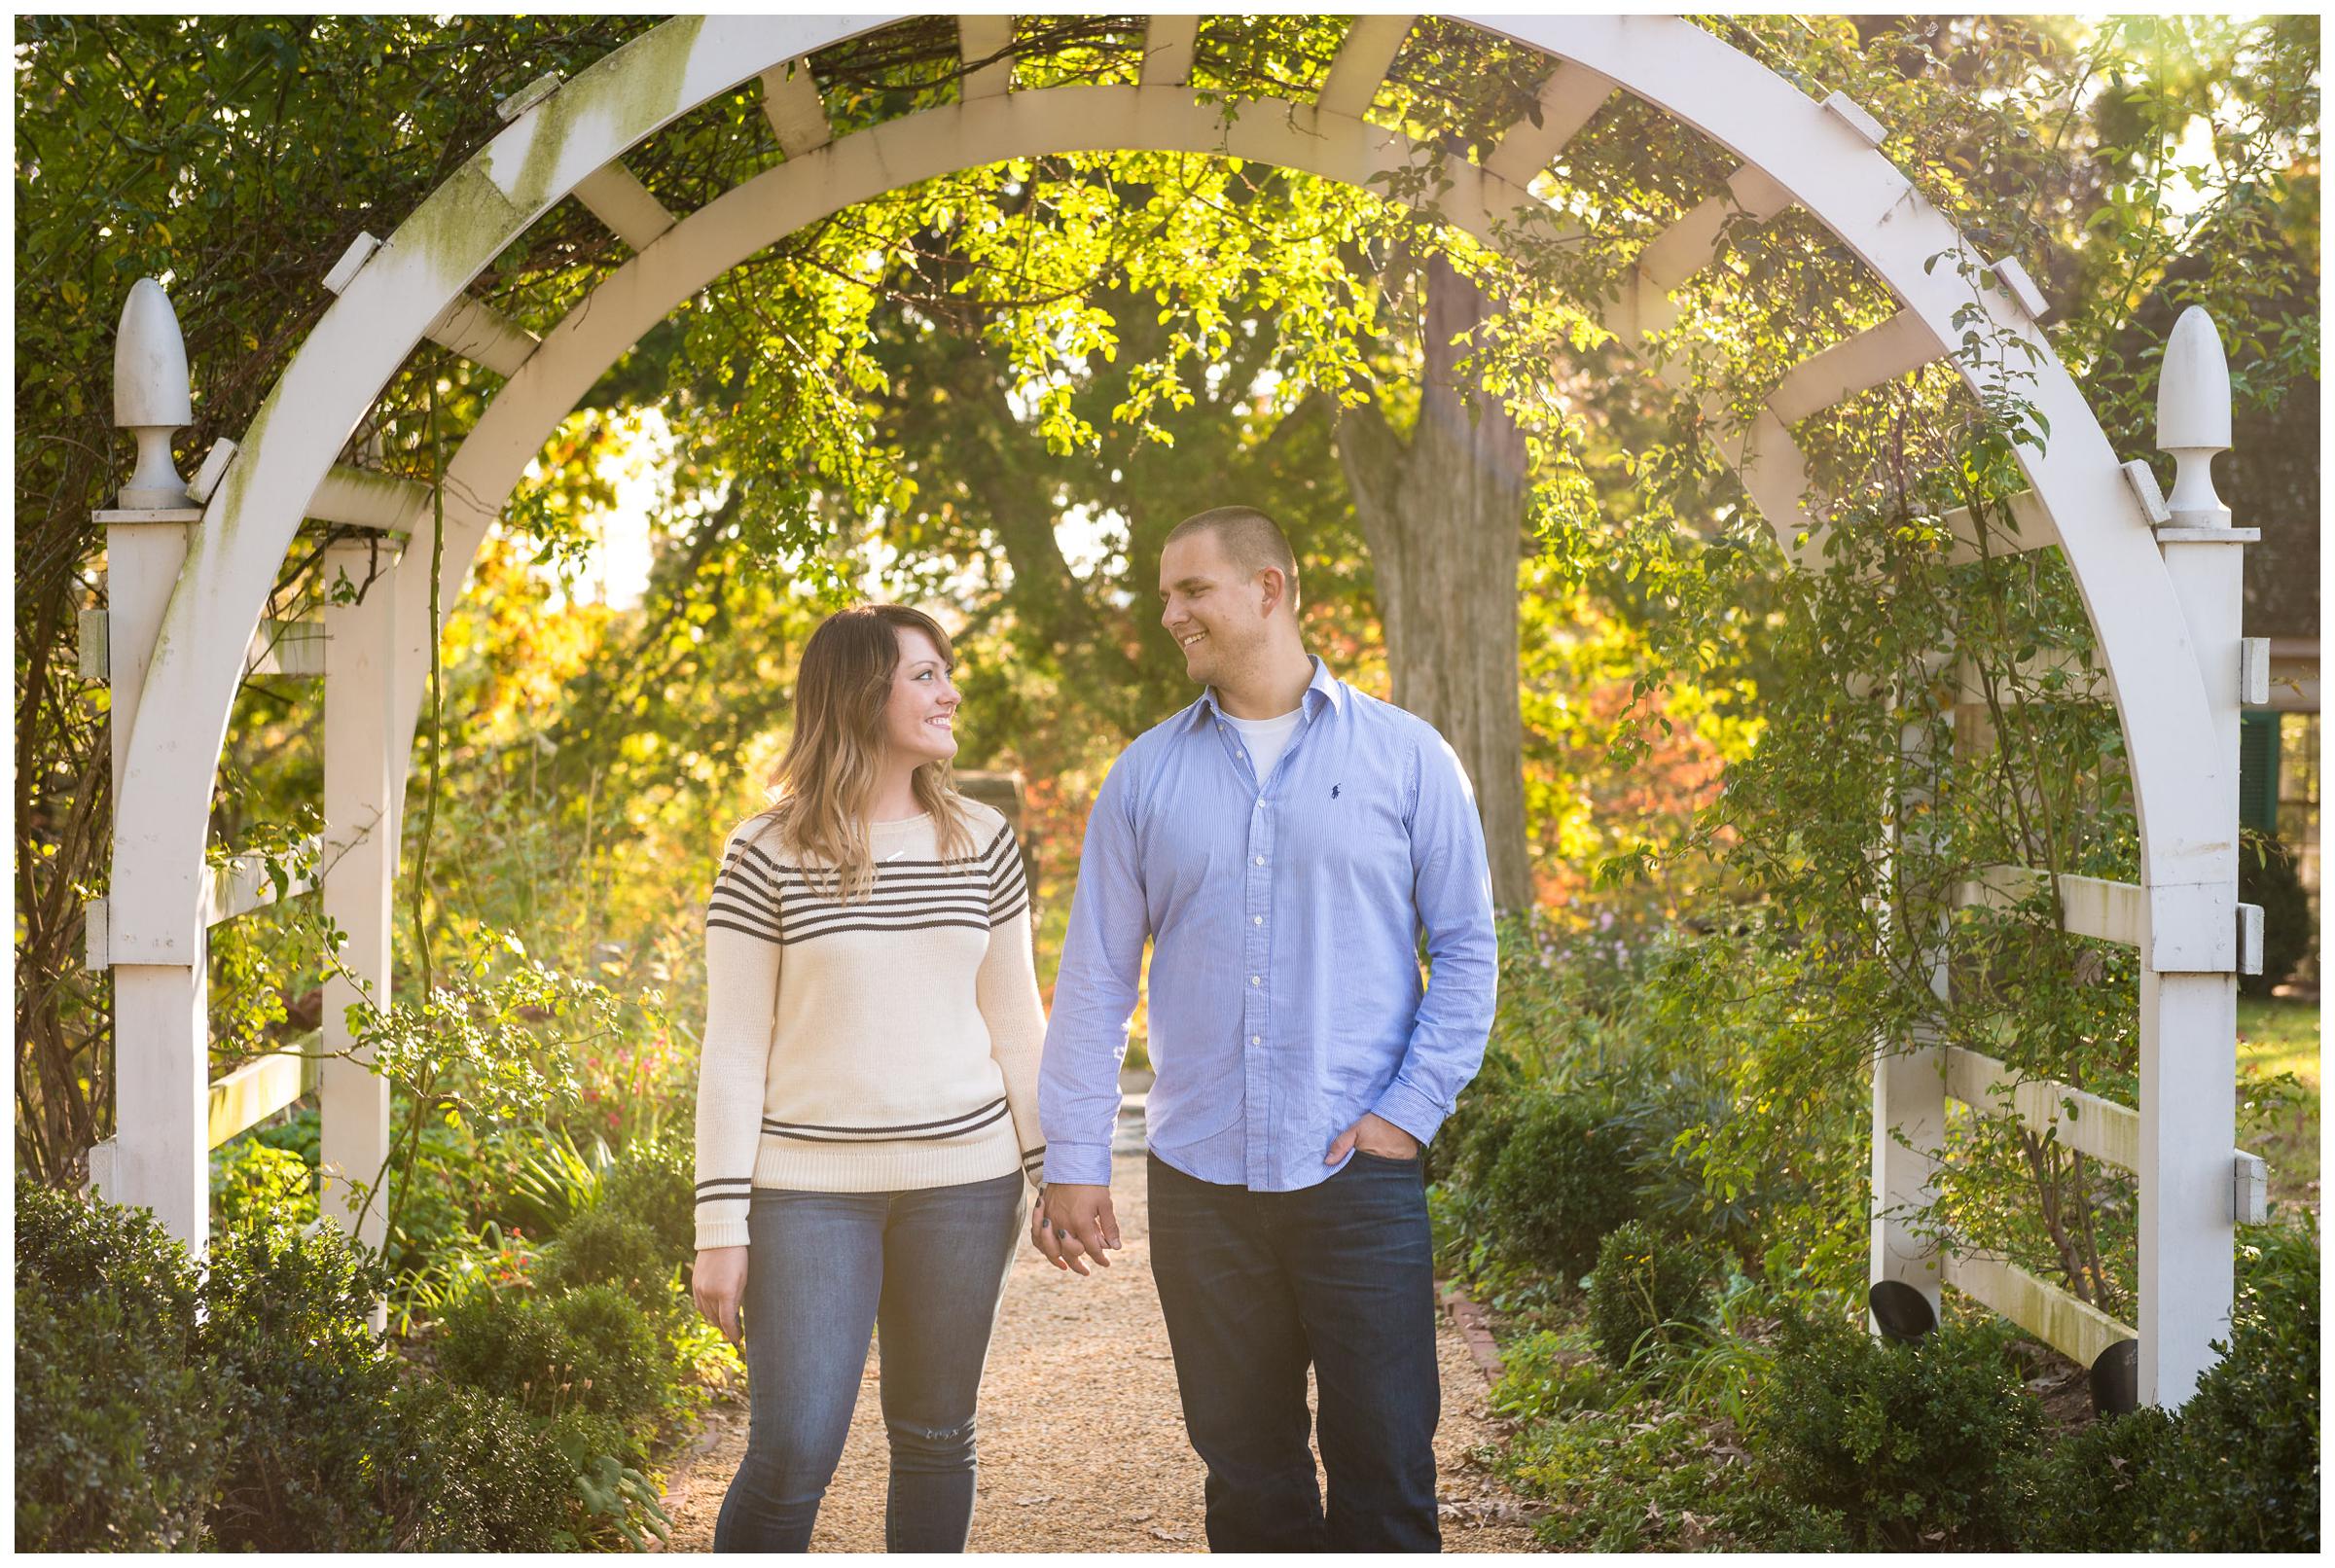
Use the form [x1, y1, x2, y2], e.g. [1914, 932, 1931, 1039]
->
[1146, 1150, 1441, 1552]
[712, 1171, 1024, 1552]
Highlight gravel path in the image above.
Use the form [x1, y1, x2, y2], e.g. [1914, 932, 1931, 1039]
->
[658, 1151, 1542, 1552]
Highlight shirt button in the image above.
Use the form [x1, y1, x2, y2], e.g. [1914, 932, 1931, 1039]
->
[1252, 915, 1263, 925]
[1250, 1035, 1261, 1046]
[1249, 975, 1261, 986]
[1254, 856, 1266, 866]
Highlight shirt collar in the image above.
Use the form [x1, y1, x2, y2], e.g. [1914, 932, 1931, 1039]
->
[1186, 655, 1346, 731]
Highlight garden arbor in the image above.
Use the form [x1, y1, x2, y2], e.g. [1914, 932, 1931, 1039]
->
[86, 15, 2267, 1408]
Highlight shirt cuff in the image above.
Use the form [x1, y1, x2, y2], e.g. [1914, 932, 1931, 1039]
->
[1041, 1141, 1114, 1187]
[1370, 1080, 1448, 1150]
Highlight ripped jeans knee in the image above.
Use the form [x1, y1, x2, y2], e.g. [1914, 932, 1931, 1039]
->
[885, 1412, 977, 1474]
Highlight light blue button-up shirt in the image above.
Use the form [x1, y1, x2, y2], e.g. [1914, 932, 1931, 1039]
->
[1039, 656, 1498, 1192]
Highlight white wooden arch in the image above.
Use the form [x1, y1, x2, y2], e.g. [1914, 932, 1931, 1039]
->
[92, 14, 2256, 1407]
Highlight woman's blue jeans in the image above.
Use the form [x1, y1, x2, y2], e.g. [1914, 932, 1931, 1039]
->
[712, 1171, 1024, 1552]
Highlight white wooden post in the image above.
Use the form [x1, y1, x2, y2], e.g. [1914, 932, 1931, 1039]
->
[2140, 306, 2244, 1407]
[319, 537, 400, 1258]
[1871, 671, 1949, 1325]
[94, 279, 210, 1247]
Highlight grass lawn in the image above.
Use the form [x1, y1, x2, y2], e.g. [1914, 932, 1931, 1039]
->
[2237, 995, 2320, 1211]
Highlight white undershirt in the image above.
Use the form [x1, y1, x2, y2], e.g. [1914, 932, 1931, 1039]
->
[1220, 705, 1304, 785]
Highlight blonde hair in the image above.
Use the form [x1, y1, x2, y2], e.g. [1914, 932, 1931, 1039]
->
[743, 604, 973, 900]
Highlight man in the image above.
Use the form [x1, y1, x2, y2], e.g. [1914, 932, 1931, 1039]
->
[1034, 506, 1498, 1552]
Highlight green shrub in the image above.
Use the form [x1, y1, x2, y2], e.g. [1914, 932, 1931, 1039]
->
[198, 1216, 401, 1550]
[15, 1181, 233, 1551]
[17, 1288, 233, 1550]
[436, 1289, 578, 1407]
[2017, 1224, 2317, 1551]
[2239, 836, 2313, 997]
[536, 1204, 668, 1296]
[1609, 1066, 1772, 1260]
[1482, 1090, 1642, 1278]
[552, 1283, 669, 1428]
[436, 1283, 665, 1431]
[1588, 1220, 1711, 1370]
[599, 1129, 697, 1263]
[14, 1179, 680, 1554]
[385, 1380, 588, 1550]
[1442, 1078, 1528, 1194]
[16, 1174, 205, 1314]
[2153, 1222, 2319, 1550]
[1427, 1035, 1529, 1190]
[2016, 1406, 2179, 1551]
[1748, 1314, 2039, 1550]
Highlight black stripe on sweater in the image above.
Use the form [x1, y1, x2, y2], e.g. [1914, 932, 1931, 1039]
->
[762, 1103, 1012, 1144]
[764, 1098, 1006, 1137]
[706, 892, 784, 931]
[781, 901, 991, 939]
[706, 915, 786, 946]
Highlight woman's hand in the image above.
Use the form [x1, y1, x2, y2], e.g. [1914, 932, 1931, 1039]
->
[693, 1245, 748, 1347]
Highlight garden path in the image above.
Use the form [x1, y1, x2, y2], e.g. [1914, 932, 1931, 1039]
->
[656, 1150, 1543, 1552]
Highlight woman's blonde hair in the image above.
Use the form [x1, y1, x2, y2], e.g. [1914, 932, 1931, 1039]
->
[745, 603, 973, 900]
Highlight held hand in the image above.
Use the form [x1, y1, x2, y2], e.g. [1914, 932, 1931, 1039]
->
[692, 1245, 748, 1348]
[1326, 1111, 1420, 1165]
[1030, 1183, 1120, 1276]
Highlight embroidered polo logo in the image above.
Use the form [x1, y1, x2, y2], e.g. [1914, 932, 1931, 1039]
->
[1331, 783, 1341, 799]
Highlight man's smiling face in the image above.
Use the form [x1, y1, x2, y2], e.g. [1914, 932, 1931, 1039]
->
[1159, 529, 1263, 687]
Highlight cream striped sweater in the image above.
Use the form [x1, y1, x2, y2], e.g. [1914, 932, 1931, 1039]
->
[692, 799, 1046, 1251]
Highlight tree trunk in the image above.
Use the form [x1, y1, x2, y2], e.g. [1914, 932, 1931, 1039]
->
[1331, 254, 1533, 913]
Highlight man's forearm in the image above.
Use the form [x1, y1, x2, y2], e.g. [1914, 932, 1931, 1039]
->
[1038, 759, 1149, 1189]
[1038, 1025, 1124, 1186]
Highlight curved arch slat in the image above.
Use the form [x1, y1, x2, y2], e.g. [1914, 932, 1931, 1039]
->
[760, 63, 835, 157]
[571, 163, 679, 251]
[1482, 60, 1614, 188]
[959, 16, 1014, 99]
[423, 294, 540, 377]
[1318, 14, 1417, 120]
[1766, 309, 1944, 428]
[1612, 164, 1793, 342]
[1139, 16, 1197, 88]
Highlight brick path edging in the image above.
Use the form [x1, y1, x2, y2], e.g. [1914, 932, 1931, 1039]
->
[1439, 1280, 1505, 1385]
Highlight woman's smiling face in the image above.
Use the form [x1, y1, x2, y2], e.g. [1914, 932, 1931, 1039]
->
[882, 624, 960, 767]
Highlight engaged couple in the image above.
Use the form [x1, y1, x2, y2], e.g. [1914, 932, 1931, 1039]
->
[690, 506, 1498, 1552]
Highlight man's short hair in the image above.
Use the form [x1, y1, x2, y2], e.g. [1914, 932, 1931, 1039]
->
[1166, 506, 1300, 606]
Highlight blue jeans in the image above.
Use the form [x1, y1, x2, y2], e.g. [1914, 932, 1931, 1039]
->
[1146, 1151, 1442, 1552]
[712, 1172, 1024, 1552]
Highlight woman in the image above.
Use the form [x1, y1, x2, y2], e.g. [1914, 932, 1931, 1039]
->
[691, 603, 1045, 1552]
